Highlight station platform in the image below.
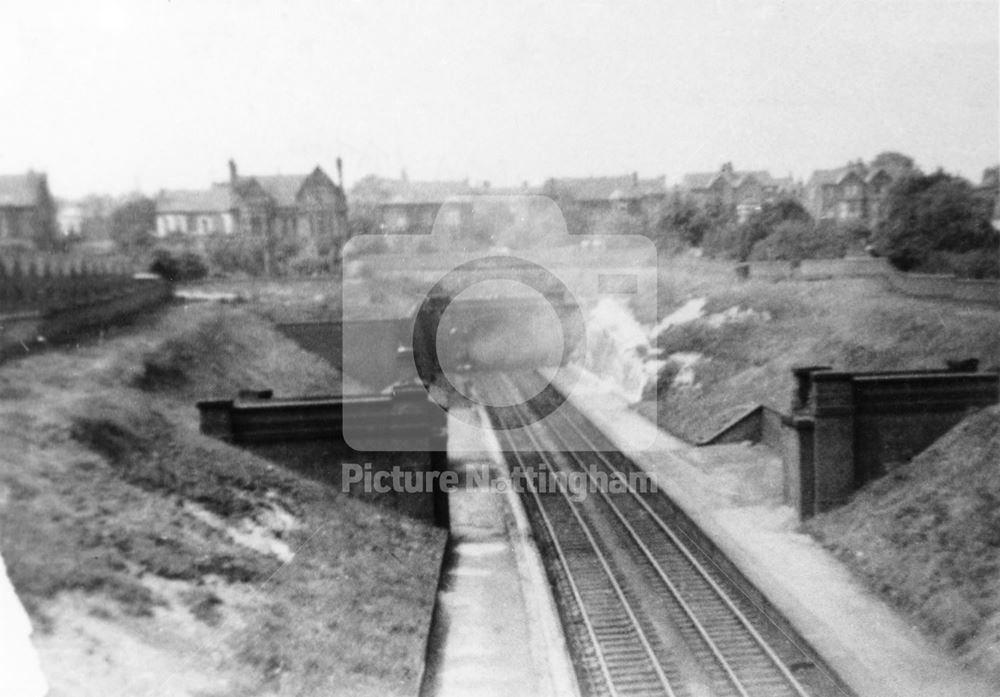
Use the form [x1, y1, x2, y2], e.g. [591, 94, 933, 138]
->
[419, 408, 576, 697]
[554, 367, 999, 697]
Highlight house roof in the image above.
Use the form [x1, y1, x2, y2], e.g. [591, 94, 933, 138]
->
[808, 165, 867, 187]
[156, 185, 233, 214]
[682, 168, 776, 191]
[248, 174, 308, 207]
[0, 172, 44, 208]
[547, 175, 666, 201]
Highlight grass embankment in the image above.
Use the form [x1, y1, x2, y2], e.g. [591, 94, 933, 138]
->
[181, 269, 428, 323]
[807, 407, 1000, 681]
[0, 304, 445, 697]
[643, 256, 1000, 680]
[644, 258, 1000, 441]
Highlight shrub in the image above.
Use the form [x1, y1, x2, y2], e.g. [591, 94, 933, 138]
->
[149, 248, 208, 282]
[750, 220, 850, 261]
[204, 234, 267, 276]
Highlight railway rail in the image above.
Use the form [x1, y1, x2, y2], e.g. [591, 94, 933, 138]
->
[476, 371, 852, 697]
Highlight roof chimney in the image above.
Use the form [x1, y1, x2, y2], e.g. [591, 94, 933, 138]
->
[632, 171, 639, 186]
[228, 159, 238, 184]
[336, 157, 343, 188]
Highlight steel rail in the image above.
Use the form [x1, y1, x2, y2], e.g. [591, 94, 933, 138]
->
[523, 367, 822, 696]
[486, 376, 679, 697]
[491, 371, 820, 697]
[545, 401, 815, 696]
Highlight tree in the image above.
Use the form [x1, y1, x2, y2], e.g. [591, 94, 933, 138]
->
[109, 196, 156, 253]
[735, 197, 812, 261]
[872, 151, 916, 172]
[654, 195, 712, 248]
[872, 170, 996, 271]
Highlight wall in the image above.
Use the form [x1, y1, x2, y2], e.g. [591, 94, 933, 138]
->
[197, 386, 448, 523]
[738, 257, 999, 306]
[697, 404, 786, 451]
[787, 367, 999, 518]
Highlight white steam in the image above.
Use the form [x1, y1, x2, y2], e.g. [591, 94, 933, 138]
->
[580, 297, 707, 404]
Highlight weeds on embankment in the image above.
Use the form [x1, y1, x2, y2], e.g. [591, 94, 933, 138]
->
[0, 303, 445, 697]
[645, 258, 1000, 683]
[645, 265, 999, 442]
[807, 406, 1000, 682]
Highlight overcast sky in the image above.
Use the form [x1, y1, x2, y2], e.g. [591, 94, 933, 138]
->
[1, 0, 996, 198]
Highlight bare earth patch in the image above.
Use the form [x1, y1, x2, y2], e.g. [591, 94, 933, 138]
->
[0, 303, 445, 696]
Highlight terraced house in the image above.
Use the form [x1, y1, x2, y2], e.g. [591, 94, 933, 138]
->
[680, 163, 797, 222]
[155, 159, 348, 250]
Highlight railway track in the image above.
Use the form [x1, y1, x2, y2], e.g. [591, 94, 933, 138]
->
[476, 371, 851, 697]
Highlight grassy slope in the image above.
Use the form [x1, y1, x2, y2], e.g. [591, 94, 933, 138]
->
[644, 256, 1000, 679]
[806, 406, 1000, 680]
[0, 303, 445, 696]
[645, 257, 1000, 441]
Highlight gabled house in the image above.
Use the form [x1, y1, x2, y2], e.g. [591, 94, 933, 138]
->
[0, 171, 57, 249]
[805, 158, 914, 224]
[155, 159, 348, 251]
[807, 162, 868, 222]
[680, 163, 797, 222]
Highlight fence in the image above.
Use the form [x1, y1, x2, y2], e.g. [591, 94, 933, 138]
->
[0, 254, 139, 316]
[736, 256, 999, 306]
[1, 253, 171, 360]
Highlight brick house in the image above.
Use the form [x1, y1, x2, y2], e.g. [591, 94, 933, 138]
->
[0, 172, 57, 249]
[805, 159, 912, 224]
[680, 163, 796, 222]
[155, 159, 348, 252]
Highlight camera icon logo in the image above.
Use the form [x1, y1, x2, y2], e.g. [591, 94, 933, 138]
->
[341, 194, 658, 452]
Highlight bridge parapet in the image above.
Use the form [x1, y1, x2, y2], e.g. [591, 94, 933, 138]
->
[785, 366, 999, 517]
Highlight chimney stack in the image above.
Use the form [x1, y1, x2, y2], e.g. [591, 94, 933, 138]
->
[336, 157, 344, 188]
[228, 159, 238, 184]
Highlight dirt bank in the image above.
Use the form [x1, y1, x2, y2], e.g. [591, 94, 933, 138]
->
[0, 303, 445, 696]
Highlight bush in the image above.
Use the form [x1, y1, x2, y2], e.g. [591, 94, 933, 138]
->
[149, 248, 208, 282]
[734, 197, 812, 261]
[920, 249, 1000, 279]
[750, 220, 850, 261]
[204, 235, 267, 276]
[700, 222, 744, 260]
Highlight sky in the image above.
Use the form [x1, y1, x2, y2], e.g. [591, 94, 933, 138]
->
[0, 0, 996, 198]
